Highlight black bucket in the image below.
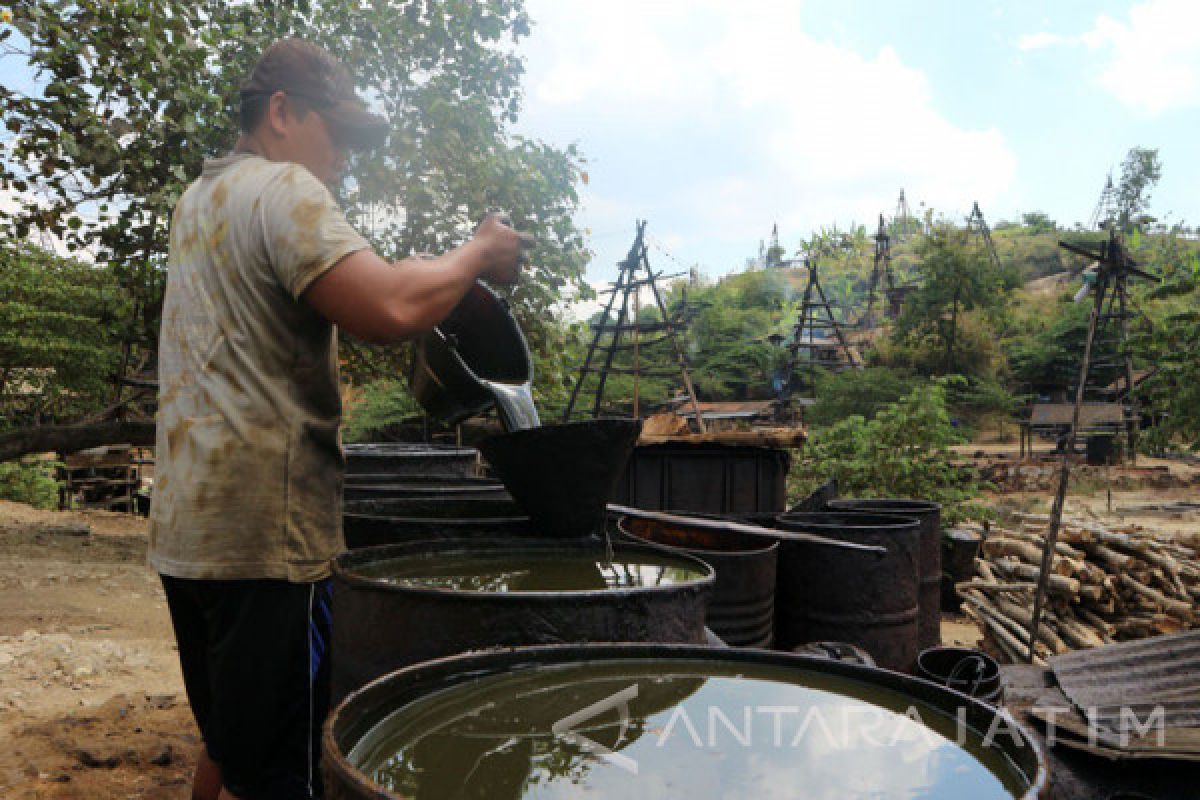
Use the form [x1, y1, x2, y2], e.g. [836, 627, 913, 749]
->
[776, 511, 921, 673]
[331, 536, 715, 701]
[343, 476, 510, 504]
[342, 497, 529, 550]
[344, 443, 479, 479]
[478, 418, 642, 537]
[409, 281, 533, 425]
[617, 514, 778, 648]
[323, 644, 1049, 800]
[917, 646, 1002, 705]
[827, 498, 943, 651]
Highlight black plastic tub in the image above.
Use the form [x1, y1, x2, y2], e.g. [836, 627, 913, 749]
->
[344, 443, 479, 479]
[331, 537, 715, 701]
[343, 476, 509, 504]
[613, 442, 791, 515]
[827, 498, 943, 650]
[342, 497, 529, 550]
[776, 512, 921, 673]
[617, 515, 777, 648]
[323, 644, 1049, 800]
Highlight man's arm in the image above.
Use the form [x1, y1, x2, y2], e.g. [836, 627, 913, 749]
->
[303, 213, 531, 344]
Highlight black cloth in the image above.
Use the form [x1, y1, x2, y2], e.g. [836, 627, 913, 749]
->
[161, 575, 332, 799]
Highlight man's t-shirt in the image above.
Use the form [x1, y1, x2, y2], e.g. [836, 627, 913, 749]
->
[148, 153, 369, 582]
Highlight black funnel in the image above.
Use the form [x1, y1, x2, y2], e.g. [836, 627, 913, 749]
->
[477, 419, 643, 537]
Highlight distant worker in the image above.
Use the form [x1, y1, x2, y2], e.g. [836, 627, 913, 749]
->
[149, 38, 531, 800]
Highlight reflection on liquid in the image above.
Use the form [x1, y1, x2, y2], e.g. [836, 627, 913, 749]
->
[350, 660, 1030, 799]
[353, 552, 707, 592]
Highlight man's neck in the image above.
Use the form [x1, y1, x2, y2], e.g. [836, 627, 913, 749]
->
[234, 134, 268, 159]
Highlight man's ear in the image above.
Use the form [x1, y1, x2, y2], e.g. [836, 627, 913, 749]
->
[265, 91, 289, 139]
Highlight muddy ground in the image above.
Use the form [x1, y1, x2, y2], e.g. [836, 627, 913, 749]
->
[1, 454, 1198, 797]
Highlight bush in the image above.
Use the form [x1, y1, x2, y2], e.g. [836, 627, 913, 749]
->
[0, 458, 62, 510]
[805, 367, 920, 428]
[790, 379, 990, 524]
[342, 380, 422, 443]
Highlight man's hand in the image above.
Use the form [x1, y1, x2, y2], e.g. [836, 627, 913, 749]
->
[472, 212, 535, 285]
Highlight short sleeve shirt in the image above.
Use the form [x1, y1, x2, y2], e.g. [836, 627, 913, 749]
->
[148, 153, 369, 582]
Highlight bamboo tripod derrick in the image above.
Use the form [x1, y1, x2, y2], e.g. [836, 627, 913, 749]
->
[862, 213, 898, 328]
[781, 254, 861, 403]
[562, 220, 705, 430]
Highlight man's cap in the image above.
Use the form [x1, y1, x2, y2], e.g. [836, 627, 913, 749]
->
[241, 38, 389, 151]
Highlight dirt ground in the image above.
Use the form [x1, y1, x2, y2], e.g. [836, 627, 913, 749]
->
[1, 453, 1197, 796]
[0, 501, 196, 798]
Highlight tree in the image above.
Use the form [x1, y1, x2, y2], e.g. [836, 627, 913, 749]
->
[0, 1, 588, 455]
[1114, 146, 1161, 233]
[0, 242, 127, 429]
[893, 225, 1004, 375]
[1020, 212, 1057, 235]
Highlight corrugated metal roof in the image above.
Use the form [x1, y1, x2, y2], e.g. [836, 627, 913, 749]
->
[1050, 630, 1200, 740]
[1027, 402, 1125, 428]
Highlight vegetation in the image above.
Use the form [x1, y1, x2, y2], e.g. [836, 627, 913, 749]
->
[1, 0, 588, 444]
[0, 457, 61, 509]
[790, 380, 989, 525]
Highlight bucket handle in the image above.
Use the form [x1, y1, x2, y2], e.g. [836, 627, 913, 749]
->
[946, 655, 988, 697]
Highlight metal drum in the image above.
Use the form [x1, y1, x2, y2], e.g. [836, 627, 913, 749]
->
[342, 476, 509, 504]
[776, 511, 921, 673]
[617, 514, 777, 648]
[342, 497, 528, 550]
[827, 498, 943, 650]
[324, 644, 1049, 799]
[331, 536, 714, 701]
[344, 443, 478, 479]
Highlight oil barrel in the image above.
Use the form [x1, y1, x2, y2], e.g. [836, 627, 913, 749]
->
[617, 515, 777, 648]
[827, 498, 943, 650]
[342, 497, 529, 550]
[323, 644, 1048, 800]
[330, 537, 714, 701]
[343, 476, 509, 504]
[344, 443, 479, 479]
[776, 511, 921, 672]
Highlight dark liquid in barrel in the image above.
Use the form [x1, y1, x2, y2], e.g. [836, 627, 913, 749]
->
[352, 551, 707, 592]
[350, 660, 1030, 799]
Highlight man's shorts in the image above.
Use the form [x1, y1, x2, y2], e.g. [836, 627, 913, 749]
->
[160, 575, 332, 799]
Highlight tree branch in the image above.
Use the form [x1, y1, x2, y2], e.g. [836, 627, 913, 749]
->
[0, 419, 155, 462]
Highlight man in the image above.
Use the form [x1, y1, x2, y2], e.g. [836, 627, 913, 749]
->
[149, 38, 531, 800]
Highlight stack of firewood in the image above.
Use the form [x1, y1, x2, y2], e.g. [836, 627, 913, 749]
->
[956, 512, 1200, 665]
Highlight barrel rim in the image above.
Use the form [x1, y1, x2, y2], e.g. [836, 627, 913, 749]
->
[827, 498, 943, 514]
[778, 511, 923, 532]
[616, 516, 781, 557]
[345, 443, 477, 457]
[323, 643, 1049, 800]
[332, 537, 717, 599]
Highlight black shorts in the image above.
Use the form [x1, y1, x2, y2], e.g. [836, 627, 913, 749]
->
[160, 575, 332, 800]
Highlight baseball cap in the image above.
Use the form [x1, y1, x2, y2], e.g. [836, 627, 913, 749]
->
[240, 38, 389, 151]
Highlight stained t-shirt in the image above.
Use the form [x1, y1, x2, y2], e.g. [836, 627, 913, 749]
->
[148, 153, 369, 582]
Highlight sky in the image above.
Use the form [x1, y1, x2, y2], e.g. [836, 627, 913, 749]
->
[3, 1, 1198, 289]
[513, 0, 1200, 285]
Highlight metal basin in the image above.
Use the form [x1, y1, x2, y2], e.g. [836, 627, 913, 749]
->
[323, 644, 1048, 799]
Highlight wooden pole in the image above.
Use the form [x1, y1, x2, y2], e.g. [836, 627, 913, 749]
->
[1026, 269, 1108, 662]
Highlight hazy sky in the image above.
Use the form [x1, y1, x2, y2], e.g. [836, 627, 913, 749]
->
[514, 0, 1200, 285]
